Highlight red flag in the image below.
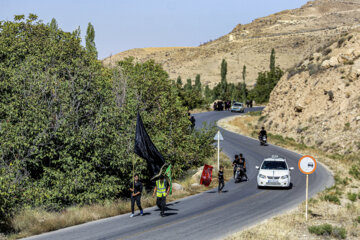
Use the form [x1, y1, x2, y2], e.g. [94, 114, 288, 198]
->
[200, 164, 213, 187]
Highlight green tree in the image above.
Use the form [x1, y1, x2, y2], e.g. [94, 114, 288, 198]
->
[220, 59, 228, 99]
[0, 16, 216, 228]
[204, 85, 212, 103]
[176, 76, 182, 87]
[195, 74, 201, 92]
[49, 18, 58, 31]
[270, 48, 275, 72]
[250, 49, 283, 103]
[184, 78, 192, 91]
[85, 22, 97, 58]
[242, 65, 247, 102]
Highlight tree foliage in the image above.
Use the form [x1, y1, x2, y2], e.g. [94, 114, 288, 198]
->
[85, 22, 97, 58]
[249, 48, 284, 103]
[0, 15, 216, 228]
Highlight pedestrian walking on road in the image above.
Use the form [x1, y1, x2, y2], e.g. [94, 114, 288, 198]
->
[232, 155, 240, 179]
[218, 166, 225, 193]
[129, 174, 143, 218]
[153, 175, 170, 217]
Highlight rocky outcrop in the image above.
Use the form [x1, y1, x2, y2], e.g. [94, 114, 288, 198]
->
[263, 31, 360, 154]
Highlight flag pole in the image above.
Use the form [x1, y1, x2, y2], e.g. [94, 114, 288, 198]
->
[132, 156, 135, 191]
[217, 131, 220, 170]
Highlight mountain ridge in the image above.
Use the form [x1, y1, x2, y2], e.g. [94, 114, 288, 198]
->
[103, 0, 360, 87]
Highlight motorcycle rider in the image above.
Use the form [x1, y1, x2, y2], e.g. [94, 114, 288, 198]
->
[239, 153, 248, 181]
[258, 127, 267, 144]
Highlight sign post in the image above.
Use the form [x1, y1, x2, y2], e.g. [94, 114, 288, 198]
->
[213, 131, 224, 170]
[298, 155, 317, 221]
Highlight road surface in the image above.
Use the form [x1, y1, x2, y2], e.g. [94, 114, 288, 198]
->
[25, 109, 333, 240]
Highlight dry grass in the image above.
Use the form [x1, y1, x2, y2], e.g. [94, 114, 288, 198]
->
[221, 114, 360, 240]
[7, 153, 231, 239]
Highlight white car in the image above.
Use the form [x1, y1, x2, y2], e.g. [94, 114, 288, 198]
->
[256, 155, 294, 188]
[231, 102, 245, 113]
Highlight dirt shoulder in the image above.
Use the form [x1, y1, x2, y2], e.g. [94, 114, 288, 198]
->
[218, 114, 360, 240]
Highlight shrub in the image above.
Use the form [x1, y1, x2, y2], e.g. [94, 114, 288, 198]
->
[344, 60, 354, 65]
[308, 63, 321, 76]
[308, 224, 346, 239]
[356, 216, 360, 223]
[349, 165, 360, 180]
[337, 37, 346, 47]
[332, 227, 347, 239]
[347, 192, 357, 202]
[322, 48, 332, 56]
[308, 224, 332, 236]
[324, 194, 341, 204]
[343, 122, 351, 131]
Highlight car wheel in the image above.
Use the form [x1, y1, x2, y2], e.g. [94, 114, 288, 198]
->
[257, 185, 262, 189]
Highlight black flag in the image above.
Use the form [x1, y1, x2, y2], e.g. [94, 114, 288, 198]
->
[134, 112, 165, 177]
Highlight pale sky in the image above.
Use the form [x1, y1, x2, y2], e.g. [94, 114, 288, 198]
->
[0, 0, 310, 59]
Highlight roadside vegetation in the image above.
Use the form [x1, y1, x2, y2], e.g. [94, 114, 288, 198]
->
[219, 113, 360, 240]
[0, 15, 217, 238]
[5, 152, 231, 239]
[175, 49, 283, 111]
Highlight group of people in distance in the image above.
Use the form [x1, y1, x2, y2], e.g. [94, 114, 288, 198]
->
[213, 99, 254, 111]
[213, 100, 231, 111]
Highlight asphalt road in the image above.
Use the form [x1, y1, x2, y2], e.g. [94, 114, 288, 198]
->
[25, 109, 333, 240]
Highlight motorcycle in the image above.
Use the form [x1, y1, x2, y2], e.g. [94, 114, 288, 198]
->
[259, 135, 267, 146]
[234, 164, 247, 183]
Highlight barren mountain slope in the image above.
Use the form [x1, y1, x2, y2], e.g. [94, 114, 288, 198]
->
[103, 0, 360, 87]
[262, 30, 360, 154]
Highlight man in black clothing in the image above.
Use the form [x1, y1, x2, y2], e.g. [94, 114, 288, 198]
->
[218, 166, 225, 192]
[239, 153, 248, 181]
[232, 155, 240, 179]
[129, 174, 143, 218]
[259, 127, 267, 138]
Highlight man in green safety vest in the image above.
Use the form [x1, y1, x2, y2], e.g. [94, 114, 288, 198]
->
[153, 174, 170, 217]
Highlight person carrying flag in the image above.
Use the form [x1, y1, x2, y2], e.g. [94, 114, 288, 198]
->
[129, 174, 143, 218]
[153, 175, 170, 217]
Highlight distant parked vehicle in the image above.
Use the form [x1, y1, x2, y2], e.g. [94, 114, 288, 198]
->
[256, 155, 294, 189]
[230, 102, 245, 113]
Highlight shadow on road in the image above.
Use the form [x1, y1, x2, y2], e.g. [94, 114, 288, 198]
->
[163, 212, 178, 217]
[141, 212, 151, 216]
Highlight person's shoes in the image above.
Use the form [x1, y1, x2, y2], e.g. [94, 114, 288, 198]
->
[140, 210, 144, 216]
[130, 214, 134, 218]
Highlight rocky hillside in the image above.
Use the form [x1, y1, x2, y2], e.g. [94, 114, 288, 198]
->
[103, 0, 360, 87]
[262, 30, 360, 154]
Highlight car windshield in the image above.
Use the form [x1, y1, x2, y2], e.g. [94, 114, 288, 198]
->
[233, 103, 242, 106]
[261, 161, 287, 170]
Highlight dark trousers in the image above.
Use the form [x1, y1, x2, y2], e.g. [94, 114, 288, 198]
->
[218, 180, 225, 192]
[131, 195, 142, 214]
[156, 196, 166, 215]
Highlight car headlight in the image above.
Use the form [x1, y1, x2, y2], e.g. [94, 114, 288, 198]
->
[281, 175, 289, 179]
[259, 174, 266, 179]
